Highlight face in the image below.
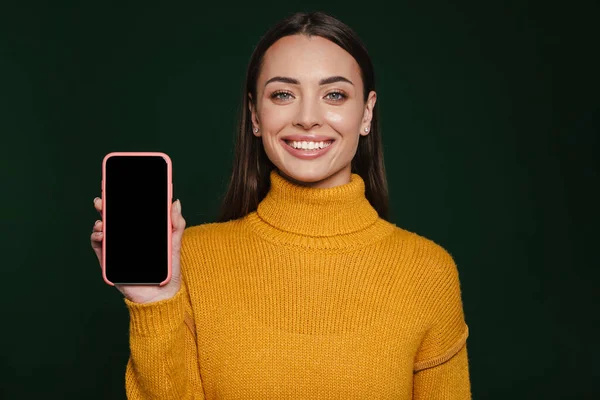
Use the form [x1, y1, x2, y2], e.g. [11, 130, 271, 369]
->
[249, 34, 377, 188]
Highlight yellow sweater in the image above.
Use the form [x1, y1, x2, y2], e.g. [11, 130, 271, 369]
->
[123, 170, 471, 399]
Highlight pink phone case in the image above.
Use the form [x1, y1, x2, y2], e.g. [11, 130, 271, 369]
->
[101, 151, 173, 286]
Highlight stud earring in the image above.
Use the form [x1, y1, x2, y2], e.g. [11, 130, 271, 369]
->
[254, 127, 259, 133]
[364, 127, 369, 133]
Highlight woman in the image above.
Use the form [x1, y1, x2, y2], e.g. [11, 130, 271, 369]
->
[91, 11, 471, 399]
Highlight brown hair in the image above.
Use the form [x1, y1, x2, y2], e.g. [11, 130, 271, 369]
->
[217, 11, 389, 222]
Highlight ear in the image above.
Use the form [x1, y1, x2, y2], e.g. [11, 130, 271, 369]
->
[360, 90, 377, 136]
[248, 93, 261, 137]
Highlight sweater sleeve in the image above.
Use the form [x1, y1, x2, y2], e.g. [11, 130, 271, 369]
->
[123, 277, 205, 400]
[413, 344, 471, 399]
[413, 248, 471, 399]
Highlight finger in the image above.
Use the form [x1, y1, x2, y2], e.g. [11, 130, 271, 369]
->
[94, 197, 102, 214]
[93, 220, 103, 232]
[171, 200, 186, 249]
[171, 200, 185, 232]
[91, 230, 103, 243]
[90, 232, 103, 269]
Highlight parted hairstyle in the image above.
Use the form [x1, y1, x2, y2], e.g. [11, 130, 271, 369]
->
[217, 11, 389, 222]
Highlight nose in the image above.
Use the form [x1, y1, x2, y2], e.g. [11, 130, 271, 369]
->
[293, 95, 322, 130]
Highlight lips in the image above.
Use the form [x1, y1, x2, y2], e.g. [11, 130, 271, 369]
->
[280, 137, 335, 160]
[281, 134, 336, 142]
[283, 139, 333, 150]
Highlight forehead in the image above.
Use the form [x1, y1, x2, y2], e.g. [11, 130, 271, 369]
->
[259, 35, 362, 85]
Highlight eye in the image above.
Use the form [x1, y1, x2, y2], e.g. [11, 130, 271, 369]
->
[271, 90, 294, 101]
[325, 91, 347, 102]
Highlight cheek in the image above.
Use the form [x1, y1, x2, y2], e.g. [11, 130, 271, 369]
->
[260, 104, 292, 131]
[325, 110, 361, 135]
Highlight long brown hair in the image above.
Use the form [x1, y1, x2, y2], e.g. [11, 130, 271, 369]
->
[217, 11, 389, 222]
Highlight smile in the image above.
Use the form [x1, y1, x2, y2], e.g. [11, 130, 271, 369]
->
[280, 139, 336, 160]
[283, 140, 333, 150]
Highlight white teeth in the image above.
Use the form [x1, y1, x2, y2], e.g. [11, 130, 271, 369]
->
[285, 140, 333, 150]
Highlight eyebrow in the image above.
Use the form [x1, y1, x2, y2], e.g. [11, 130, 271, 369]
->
[264, 75, 354, 87]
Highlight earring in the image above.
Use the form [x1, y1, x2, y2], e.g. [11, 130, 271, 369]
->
[364, 127, 369, 133]
[254, 127, 259, 133]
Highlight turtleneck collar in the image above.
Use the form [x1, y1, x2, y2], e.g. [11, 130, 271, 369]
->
[255, 169, 380, 237]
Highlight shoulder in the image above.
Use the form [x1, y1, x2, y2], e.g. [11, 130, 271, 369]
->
[385, 224, 460, 282]
[386, 224, 454, 260]
[182, 218, 250, 245]
[411, 229, 456, 267]
[179, 219, 253, 276]
[387, 228, 467, 332]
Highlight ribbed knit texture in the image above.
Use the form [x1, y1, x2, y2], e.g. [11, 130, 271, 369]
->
[123, 169, 471, 399]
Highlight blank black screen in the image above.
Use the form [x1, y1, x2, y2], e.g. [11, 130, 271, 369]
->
[105, 155, 169, 284]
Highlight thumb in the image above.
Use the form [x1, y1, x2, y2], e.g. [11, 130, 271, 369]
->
[171, 199, 185, 231]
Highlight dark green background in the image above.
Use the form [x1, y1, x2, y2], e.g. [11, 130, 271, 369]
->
[1, 0, 597, 398]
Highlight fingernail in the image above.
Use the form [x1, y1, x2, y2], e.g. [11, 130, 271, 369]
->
[95, 220, 101, 226]
[175, 199, 181, 213]
[94, 197, 99, 204]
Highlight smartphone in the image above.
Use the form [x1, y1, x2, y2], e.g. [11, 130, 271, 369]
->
[101, 152, 172, 286]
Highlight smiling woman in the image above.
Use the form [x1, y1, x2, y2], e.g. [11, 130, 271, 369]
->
[121, 11, 471, 400]
[218, 11, 387, 221]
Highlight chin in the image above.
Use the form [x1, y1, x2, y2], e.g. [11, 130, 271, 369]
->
[278, 168, 331, 186]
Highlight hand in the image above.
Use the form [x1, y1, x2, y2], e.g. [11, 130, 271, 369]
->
[90, 196, 185, 304]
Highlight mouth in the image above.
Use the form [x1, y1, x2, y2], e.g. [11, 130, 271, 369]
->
[282, 139, 335, 151]
[280, 138, 336, 159]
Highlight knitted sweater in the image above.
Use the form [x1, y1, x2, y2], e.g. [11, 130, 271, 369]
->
[123, 169, 471, 399]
